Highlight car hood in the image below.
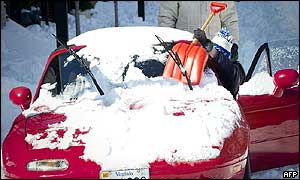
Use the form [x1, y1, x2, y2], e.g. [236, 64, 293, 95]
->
[22, 82, 244, 170]
[24, 107, 90, 150]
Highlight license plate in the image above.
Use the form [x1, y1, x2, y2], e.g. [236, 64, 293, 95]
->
[100, 168, 150, 179]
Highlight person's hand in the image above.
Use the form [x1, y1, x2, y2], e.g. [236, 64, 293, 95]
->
[230, 43, 238, 61]
[193, 28, 213, 52]
[193, 28, 207, 43]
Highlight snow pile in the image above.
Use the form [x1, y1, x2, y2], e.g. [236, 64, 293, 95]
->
[1, 19, 56, 143]
[239, 71, 275, 96]
[25, 83, 240, 170]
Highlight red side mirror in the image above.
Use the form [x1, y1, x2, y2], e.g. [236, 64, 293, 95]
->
[273, 69, 299, 97]
[9, 86, 32, 111]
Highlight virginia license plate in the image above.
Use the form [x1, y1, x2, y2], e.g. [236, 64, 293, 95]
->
[100, 168, 150, 179]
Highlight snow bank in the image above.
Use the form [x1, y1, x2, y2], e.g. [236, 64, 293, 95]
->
[239, 71, 275, 96]
[1, 19, 56, 142]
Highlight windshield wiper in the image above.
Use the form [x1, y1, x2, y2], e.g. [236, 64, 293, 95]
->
[51, 34, 104, 96]
[155, 35, 193, 90]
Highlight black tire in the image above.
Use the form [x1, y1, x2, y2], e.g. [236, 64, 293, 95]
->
[243, 155, 252, 179]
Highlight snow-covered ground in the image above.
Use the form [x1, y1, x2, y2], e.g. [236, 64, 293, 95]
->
[1, 1, 299, 179]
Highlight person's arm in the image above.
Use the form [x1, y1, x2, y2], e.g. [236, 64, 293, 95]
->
[158, 1, 179, 28]
[208, 52, 245, 98]
[219, 1, 239, 45]
[193, 28, 245, 98]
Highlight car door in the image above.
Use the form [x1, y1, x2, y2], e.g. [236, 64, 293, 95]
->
[238, 87, 299, 172]
[237, 40, 299, 172]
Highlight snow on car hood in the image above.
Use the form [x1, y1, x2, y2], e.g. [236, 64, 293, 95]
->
[23, 27, 242, 170]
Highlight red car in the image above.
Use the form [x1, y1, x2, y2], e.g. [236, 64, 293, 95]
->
[2, 27, 299, 179]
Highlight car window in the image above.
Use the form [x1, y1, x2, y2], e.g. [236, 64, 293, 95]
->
[41, 50, 89, 100]
[60, 53, 89, 100]
[269, 39, 299, 75]
[60, 52, 88, 89]
[252, 39, 299, 77]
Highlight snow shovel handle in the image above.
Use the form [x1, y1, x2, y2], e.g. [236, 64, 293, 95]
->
[200, 13, 215, 31]
[192, 2, 227, 44]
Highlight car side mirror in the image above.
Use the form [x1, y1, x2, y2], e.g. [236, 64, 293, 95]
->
[9, 86, 32, 111]
[273, 69, 299, 97]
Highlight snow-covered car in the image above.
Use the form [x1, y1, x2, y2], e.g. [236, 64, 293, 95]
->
[2, 27, 299, 179]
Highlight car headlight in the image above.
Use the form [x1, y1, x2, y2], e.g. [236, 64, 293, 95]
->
[27, 159, 69, 171]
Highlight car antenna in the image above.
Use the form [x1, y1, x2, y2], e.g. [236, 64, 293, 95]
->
[51, 33, 104, 96]
[155, 35, 193, 90]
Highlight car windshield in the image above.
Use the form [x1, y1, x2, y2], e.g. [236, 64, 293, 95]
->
[60, 51, 90, 100]
[252, 38, 299, 76]
[41, 49, 92, 101]
[40, 46, 169, 101]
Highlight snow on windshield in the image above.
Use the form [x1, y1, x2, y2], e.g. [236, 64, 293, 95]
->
[23, 27, 242, 170]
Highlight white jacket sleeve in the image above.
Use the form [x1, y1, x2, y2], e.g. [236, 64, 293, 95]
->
[158, 1, 179, 28]
[219, 1, 239, 45]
